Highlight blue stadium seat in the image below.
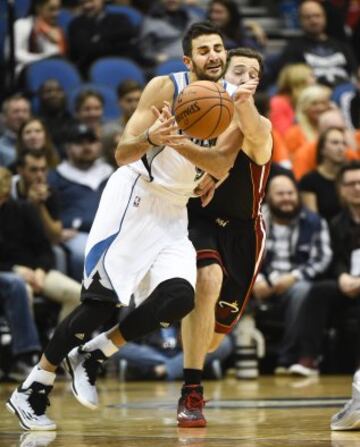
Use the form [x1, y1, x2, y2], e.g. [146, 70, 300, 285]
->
[105, 5, 143, 28]
[14, 0, 31, 18]
[68, 83, 121, 121]
[0, 17, 6, 62]
[26, 58, 82, 96]
[57, 8, 74, 35]
[90, 57, 145, 90]
[154, 59, 187, 76]
[331, 82, 356, 106]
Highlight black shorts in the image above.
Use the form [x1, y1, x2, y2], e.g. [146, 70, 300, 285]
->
[188, 215, 265, 334]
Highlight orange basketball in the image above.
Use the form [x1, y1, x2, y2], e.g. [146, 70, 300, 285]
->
[174, 80, 234, 140]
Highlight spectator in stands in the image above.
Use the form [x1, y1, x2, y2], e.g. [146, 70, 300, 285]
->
[138, 0, 199, 66]
[299, 127, 346, 222]
[0, 272, 42, 379]
[116, 324, 233, 381]
[252, 175, 332, 373]
[274, 0, 357, 87]
[292, 108, 360, 180]
[0, 95, 31, 168]
[16, 118, 60, 171]
[38, 79, 75, 159]
[13, 0, 67, 77]
[48, 123, 113, 281]
[339, 66, 360, 131]
[284, 84, 332, 163]
[74, 90, 104, 139]
[207, 0, 266, 50]
[0, 167, 80, 323]
[291, 161, 360, 377]
[68, 0, 137, 76]
[102, 80, 143, 167]
[269, 63, 315, 136]
[12, 150, 62, 244]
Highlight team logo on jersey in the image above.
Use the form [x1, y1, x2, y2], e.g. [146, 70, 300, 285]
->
[218, 300, 239, 313]
[133, 196, 141, 207]
[216, 218, 229, 227]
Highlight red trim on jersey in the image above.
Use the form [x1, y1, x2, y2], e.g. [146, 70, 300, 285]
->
[214, 215, 266, 334]
[197, 249, 228, 276]
[249, 160, 271, 219]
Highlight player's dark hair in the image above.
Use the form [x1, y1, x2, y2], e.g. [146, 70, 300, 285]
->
[182, 21, 223, 57]
[227, 47, 264, 80]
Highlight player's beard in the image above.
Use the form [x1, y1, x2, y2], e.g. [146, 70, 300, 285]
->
[192, 60, 226, 82]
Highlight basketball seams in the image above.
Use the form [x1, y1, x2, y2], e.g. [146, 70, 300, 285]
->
[183, 103, 233, 139]
[174, 80, 234, 139]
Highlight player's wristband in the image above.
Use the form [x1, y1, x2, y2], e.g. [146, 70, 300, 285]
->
[145, 129, 156, 146]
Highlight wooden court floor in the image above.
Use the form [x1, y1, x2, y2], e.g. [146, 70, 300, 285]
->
[1, 375, 360, 447]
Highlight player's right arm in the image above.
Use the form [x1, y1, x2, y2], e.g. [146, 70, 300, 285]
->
[115, 76, 181, 166]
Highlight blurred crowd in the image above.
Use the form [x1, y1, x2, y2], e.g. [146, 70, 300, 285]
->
[1, 0, 360, 382]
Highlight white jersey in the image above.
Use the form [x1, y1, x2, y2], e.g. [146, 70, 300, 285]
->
[128, 71, 237, 205]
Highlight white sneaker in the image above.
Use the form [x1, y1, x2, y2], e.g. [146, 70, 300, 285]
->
[64, 347, 105, 410]
[289, 363, 319, 377]
[19, 431, 57, 446]
[331, 383, 360, 430]
[6, 383, 56, 431]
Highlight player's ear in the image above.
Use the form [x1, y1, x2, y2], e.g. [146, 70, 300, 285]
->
[183, 55, 192, 71]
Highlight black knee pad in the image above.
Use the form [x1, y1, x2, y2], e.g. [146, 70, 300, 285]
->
[119, 278, 194, 341]
[155, 278, 195, 324]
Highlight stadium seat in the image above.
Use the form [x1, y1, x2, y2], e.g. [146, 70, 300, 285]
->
[331, 82, 356, 106]
[57, 8, 74, 35]
[90, 57, 145, 90]
[68, 83, 121, 121]
[14, 0, 31, 18]
[105, 5, 143, 28]
[26, 58, 82, 96]
[154, 59, 187, 76]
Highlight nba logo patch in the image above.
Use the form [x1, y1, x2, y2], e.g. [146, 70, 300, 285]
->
[133, 196, 141, 207]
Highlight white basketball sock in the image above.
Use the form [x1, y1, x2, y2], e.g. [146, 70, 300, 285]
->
[82, 332, 118, 358]
[22, 365, 56, 388]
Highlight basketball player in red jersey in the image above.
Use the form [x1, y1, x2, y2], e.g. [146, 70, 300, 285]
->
[168, 48, 273, 427]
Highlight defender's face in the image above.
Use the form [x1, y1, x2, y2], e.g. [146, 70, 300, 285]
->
[225, 55, 260, 86]
[184, 34, 227, 82]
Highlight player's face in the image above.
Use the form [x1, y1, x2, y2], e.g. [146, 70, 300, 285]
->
[185, 34, 227, 82]
[225, 56, 260, 86]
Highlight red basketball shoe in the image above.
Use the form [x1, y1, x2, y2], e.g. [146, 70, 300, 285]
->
[177, 385, 207, 428]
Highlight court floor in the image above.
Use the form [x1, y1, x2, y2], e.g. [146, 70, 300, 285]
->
[1, 375, 359, 447]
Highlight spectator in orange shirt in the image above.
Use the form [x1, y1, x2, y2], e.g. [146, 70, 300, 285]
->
[284, 84, 332, 161]
[270, 63, 315, 136]
[293, 109, 360, 180]
[255, 92, 292, 169]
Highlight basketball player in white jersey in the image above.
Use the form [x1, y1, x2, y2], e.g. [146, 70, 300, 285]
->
[6, 22, 260, 431]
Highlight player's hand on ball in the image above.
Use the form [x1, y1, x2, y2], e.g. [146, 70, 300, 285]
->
[148, 103, 185, 146]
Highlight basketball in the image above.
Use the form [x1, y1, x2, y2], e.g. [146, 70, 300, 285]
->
[174, 80, 234, 140]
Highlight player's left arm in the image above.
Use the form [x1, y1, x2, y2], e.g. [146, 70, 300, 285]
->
[233, 79, 273, 164]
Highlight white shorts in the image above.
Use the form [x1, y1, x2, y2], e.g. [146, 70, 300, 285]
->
[83, 167, 196, 307]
